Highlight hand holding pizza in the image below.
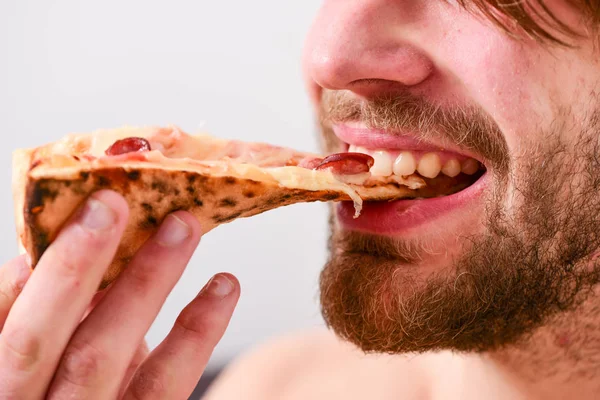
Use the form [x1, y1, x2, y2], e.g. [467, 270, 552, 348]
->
[0, 190, 240, 399]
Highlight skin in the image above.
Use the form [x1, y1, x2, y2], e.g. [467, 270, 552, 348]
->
[206, 1, 600, 399]
[3, 1, 600, 399]
[0, 190, 240, 399]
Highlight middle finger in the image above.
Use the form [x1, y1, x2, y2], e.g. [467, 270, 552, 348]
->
[48, 211, 202, 399]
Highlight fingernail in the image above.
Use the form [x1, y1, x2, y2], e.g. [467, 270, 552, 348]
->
[154, 215, 191, 246]
[24, 253, 32, 267]
[203, 274, 234, 298]
[79, 198, 117, 231]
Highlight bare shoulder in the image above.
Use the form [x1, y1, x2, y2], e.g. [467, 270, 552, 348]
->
[202, 328, 341, 399]
[202, 328, 439, 400]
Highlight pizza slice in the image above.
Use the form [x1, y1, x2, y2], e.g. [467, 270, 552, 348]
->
[12, 125, 427, 287]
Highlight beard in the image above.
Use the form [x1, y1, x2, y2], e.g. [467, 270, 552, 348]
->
[318, 90, 600, 354]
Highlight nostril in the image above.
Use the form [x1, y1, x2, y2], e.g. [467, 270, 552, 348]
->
[306, 43, 435, 99]
[347, 78, 412, 99]
[309, 52, 356, 91]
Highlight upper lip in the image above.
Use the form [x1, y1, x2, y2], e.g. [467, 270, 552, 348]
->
[332, 123, 486, 165]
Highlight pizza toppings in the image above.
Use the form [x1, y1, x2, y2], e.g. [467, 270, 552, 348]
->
[105, 137, 152, 156]
[297, 152, 375, 174]
[314, 152, 375, 175]
[32, 128, 425, 201]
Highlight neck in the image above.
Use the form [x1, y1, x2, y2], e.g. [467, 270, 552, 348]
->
[487, 287, 600, 400]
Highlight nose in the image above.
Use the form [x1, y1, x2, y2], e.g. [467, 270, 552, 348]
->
[303, 0, 434, 101]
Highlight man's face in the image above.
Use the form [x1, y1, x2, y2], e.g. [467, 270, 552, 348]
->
[302, 0, 600, 353]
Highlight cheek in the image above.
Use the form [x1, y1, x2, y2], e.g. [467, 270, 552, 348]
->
[436, 20, 552, 152]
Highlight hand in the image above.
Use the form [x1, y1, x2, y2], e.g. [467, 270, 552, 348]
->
[0, 190, 240, 399]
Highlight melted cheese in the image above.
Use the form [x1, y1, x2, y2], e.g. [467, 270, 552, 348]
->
[24, 125, 426, 218]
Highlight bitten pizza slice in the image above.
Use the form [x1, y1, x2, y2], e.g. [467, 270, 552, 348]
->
[12, 125, 427, 287]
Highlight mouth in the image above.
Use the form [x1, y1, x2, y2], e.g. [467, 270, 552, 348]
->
[333, 123, 488, 234]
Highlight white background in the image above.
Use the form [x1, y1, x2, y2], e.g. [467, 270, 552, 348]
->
[0, 0, 327, 370]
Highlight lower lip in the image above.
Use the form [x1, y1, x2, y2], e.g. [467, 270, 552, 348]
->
[337, 174, 488, 235]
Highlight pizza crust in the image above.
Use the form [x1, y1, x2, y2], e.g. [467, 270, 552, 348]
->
[12, 126, 424, 288]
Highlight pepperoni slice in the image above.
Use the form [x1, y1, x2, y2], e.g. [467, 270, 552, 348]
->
[314, 152, 374, 175]
[105, 137, 151, 156]
[298, 157, 324, 169]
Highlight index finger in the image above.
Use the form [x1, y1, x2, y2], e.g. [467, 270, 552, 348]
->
[0, 190, 129, 399]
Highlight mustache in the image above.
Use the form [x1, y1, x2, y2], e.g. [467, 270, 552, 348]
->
[320, 89, 510, 174]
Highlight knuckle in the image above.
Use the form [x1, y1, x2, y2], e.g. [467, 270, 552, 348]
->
[174, 306, 217, 340]
[126, 262, 157, 295]
[57, 340, 107, 387]
[0, 327, 41, 371]
[47, 247, 86, 279]
[51, 227, 110, 275]
[46, 241, 99, 283]
[128, 367, 165, 400]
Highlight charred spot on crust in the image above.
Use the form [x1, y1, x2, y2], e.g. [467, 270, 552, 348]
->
[194, 198, 203, 207]
[31, 231, 50, 268]
[96, 175, 110, 187]
[212, 213, 223, 222]
[219, 198, 237, 208]
[30, 182, 59, 206]
[194, 176, 214, 195]
[151, 180, 169, 194]
[80, 171, 90, 180]
[213, 212, 243, 224]
[243, 191, 256, 199]
[224, 212, 242, 222]
[70, 181, 88, 195]
[141, 203, 153, 212]
[323, 193, 339, 201]
[22, 177, 51, 267]
[127, 170, 141, 181]
[186, 186, 195, 195]
[140, 215, 158, 229]
[238, 205, 263, 216]
[187, 173, 208, 185]
[262, 197, 278, 208]
[224, 177, 237, 185]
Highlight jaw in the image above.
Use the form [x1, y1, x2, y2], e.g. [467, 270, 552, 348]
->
[330, 187, 489, 282]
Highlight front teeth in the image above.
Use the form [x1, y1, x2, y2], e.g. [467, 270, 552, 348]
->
[348, 145, 480, 179]
[350, 145, 393, 176]
[370, 150, 393, 176]
[393, 151, 416, 176]
[417, 153, 442, 179]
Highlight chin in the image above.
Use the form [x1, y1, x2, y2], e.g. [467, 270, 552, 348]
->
[317, 92, 600, 356]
